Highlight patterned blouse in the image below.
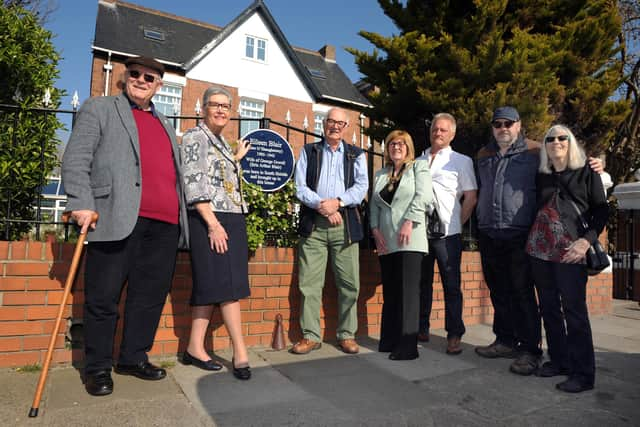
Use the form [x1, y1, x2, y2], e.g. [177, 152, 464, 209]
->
[181, 124, 248, 214]
[525, 191, 573, 262]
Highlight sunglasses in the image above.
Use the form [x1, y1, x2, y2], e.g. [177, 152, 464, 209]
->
[128, 69, 159, 83]
[545, 135, 569, 143]
[491, 120, 516, 129]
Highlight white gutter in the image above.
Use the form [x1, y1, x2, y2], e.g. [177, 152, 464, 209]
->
[321, 94, 372, 109]
[91, 46, 183, 68]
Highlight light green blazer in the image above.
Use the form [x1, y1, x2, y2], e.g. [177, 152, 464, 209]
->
[369, 159, 432, 254]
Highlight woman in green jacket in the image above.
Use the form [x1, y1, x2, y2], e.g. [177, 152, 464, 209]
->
[370, 130, 432, 360]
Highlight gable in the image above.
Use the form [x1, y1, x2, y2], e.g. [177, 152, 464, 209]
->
[92, 0, 372, 108]
[187, 13, 313, 103]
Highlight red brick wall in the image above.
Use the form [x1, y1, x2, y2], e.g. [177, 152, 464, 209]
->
[0, 240, 612, 368]
[88, 58, 370, 147]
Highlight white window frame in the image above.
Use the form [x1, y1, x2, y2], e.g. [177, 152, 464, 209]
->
[314, 113, 325, 136]
[152, 82, 183, 133]
[239, 98, 265, 137]
[245, 35, 267, 63]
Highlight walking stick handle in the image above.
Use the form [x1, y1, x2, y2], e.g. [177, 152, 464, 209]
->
[29, 213, 98, 417]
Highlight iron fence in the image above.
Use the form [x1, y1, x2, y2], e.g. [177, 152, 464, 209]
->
[0, 104, 390, 246]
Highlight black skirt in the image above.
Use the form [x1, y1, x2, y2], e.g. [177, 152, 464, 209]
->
[188, 210, 250, 305]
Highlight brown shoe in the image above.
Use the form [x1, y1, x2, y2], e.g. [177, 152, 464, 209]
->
[446, 336, 463, 355]
[338, 339, 359, 354]
[291, 338, 321, 355]
[417, 333, 430, 343]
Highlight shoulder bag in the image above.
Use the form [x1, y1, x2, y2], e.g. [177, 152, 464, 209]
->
[556, 177, 609, 275]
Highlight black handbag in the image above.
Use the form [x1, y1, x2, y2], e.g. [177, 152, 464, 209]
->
[426, 191, 445, 239]
[557, 180, 609, 275]
[584, 240, 610, 276]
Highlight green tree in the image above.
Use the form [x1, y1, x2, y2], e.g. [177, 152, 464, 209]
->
[0, 4, 63, 239]
[349, 0, 628, 158]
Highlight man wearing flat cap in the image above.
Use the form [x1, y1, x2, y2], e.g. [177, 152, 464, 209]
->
[62, 56, 188, 396]
[474, 106, 601, 376]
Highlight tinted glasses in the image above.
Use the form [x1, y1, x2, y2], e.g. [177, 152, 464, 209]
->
[128, 69, 159, 83]
[491, 120, 516, 129]
[545, 135, 570, 144]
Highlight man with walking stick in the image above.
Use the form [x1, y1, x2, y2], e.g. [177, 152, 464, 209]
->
[62, 56, 188, 396]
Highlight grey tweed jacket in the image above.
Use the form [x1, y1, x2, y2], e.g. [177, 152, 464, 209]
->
[61, 93, 189, 247]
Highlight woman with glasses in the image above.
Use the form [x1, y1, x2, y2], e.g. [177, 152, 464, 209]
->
[369, 130, 432, 360]
[180, 86, 252, 380]
[525, 124, 608, 392]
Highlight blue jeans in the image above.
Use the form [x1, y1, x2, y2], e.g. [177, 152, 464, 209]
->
[419, 234, 465, 338]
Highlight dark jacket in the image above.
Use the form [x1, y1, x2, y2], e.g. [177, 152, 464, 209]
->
[536, 165, 608, 245]
[476, 135, 541, 235]
[297, 141, 364, 244]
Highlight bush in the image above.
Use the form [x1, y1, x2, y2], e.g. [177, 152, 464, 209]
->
[243, 180, 299, 252]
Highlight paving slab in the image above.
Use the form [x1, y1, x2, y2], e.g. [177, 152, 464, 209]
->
[2, 299, 639, 426]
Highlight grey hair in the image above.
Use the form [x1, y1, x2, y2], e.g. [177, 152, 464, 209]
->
[431, 113, 457, 133]
[539, 124, 587, 173]
[202, 86, 232, 108]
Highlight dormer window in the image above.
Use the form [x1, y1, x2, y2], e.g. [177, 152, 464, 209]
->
[144, 28, 165, 42]
[245, 35, 266, 62]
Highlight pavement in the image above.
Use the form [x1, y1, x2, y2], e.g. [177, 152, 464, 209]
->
[3, 299, 640, 427]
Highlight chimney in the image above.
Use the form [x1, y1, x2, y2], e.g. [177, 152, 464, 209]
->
[319, 45, 336, 62]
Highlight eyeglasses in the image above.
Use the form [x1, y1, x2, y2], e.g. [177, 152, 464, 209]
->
[128, 69, 159, 84]
[545, 135, 569, 144]
[491, 120, 516, 129]
[325, 118, 347, 129]
[206, 102, 232, 112]
[388, 141, 407, 148]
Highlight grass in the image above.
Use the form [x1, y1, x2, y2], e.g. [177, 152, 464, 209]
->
[158, 360, 175, 369]
[16, 364, 41, 373]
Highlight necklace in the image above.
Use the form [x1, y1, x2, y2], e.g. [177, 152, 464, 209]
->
[200, 125, 245, 208]
[386, 163, 406, 192]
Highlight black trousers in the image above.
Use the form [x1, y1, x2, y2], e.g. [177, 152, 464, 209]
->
[478, 232, 541, 355]
[378, 251, 423, 358]
[419, 234, 465, 338]
[530, 257, 595, 384]
[83, 217, 179, 374]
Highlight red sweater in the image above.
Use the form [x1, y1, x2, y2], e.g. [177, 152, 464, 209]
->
[132, 109, 179, 224]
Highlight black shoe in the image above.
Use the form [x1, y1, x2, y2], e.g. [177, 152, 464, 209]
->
[556, 377, 594, 393]
[232, 358, 251, 380]
[536, 361, 569, 378]
[182, 351, 223, 371]
[85, 370, 113, 396]
[115, 361, 166, 380]
[509, 352, 541, 376]
[389, 352, 419, 361]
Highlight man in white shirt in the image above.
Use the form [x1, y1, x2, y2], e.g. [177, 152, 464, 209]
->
[418, 113, 478, 355]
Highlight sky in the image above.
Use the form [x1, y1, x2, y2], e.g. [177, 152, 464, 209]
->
[43, 0, 400, 110]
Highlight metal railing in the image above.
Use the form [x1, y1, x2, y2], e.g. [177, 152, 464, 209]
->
[1, 104, 386, 244]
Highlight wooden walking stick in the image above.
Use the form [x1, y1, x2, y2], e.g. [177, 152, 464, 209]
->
[29, 213, 98, 418]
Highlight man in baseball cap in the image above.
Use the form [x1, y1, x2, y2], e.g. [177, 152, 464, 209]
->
[474, 106, 543, 375]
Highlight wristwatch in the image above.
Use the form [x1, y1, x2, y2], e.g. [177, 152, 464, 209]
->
[337, 197, 345, 208]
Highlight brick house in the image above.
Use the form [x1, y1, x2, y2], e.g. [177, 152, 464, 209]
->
[90, 0, 373, 154]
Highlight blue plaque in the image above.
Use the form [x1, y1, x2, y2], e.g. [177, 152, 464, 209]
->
[240, 129, 295, 192]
